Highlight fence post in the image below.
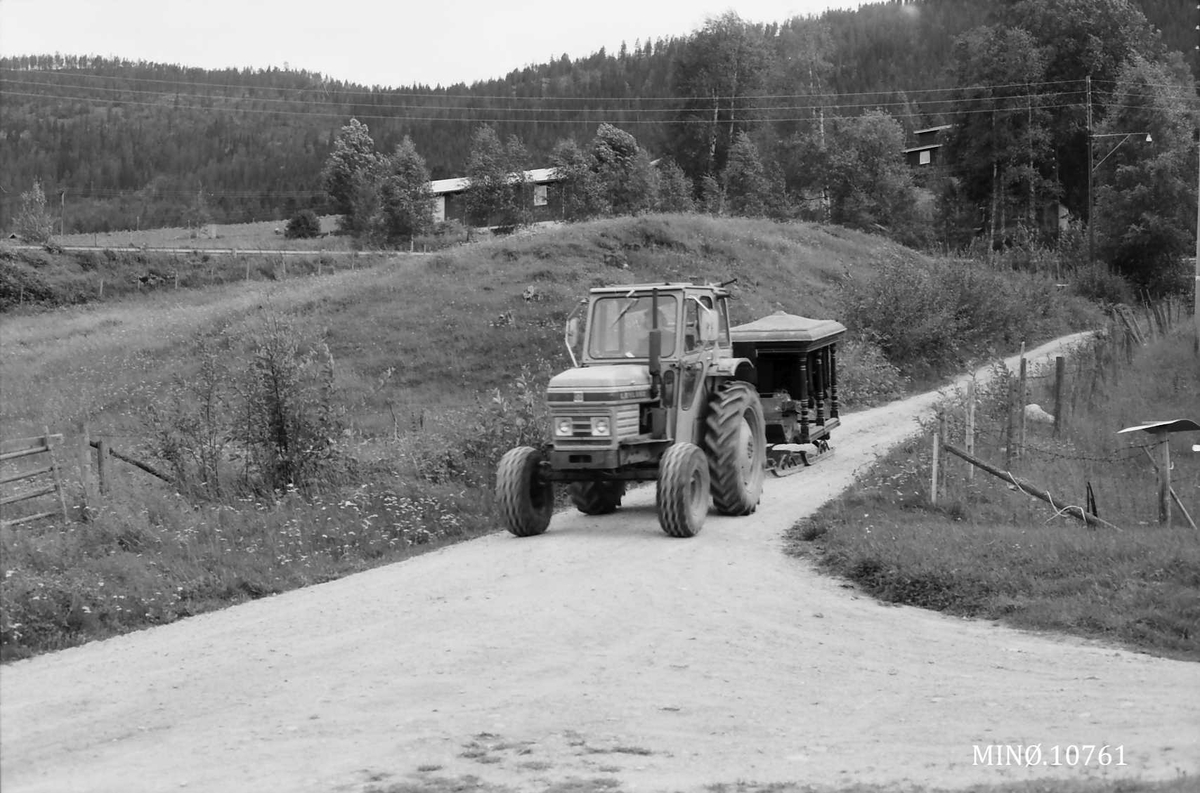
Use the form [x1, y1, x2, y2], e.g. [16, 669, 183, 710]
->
[1158, 435, 1172, 526]
[939, 411, 949, 491]
[97, 438, 111, 495]
[77, 424, 94, 513]
[1053, 356, 1066, 437]
[45, 427, 68, 523]
[965, 380, 976, 483]
[930, 413, 941, 506]
[1017, 355, 1028, 459]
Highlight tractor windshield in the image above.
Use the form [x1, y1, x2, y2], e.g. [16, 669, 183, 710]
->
[588, 294, 678, 359]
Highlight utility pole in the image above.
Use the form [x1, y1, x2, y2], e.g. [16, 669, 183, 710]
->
[1086, 75, 1095, 271]
[60, 189, 66, 237]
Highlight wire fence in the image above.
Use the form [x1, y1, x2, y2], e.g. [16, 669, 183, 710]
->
[925, 296, 1196, 529]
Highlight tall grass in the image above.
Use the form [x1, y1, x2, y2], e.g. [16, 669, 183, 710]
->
[789, 331, 1200, 660]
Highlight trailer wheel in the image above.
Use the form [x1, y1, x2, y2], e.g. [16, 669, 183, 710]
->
[568, 480, 625, 515]
[495, 446, 554, 537]
[656, 442, 710, 538]
[705, 381, 767, 515]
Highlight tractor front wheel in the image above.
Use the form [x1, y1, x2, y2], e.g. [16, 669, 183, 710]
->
[496, 447, 554, 537]
[656, 442, 710, 538]
[705, 381, 767, 515]
[569, 480, 625, 515]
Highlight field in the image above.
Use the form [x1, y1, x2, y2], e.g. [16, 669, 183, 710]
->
[53, 215, 345, 251]
[0, 212, 1114, 660]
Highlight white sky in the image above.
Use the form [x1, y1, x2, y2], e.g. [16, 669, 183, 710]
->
[0, 0, 863, 88]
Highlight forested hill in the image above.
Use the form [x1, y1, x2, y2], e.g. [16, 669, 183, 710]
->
[1, 0, 1194, 233]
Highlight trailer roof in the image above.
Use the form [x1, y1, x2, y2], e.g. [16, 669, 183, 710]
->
[730, 311, 847, 344]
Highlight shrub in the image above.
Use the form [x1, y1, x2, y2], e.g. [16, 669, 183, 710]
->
[145, 314, 348, 499]
[285, 209, 321, 239]
[837, 337, 908, 408]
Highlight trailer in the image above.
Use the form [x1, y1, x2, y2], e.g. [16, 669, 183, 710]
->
[731, 311, 846, 475]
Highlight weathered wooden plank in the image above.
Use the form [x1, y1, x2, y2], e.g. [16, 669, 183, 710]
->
[0, 485, 57, 507]
[0, 465, 54, 486]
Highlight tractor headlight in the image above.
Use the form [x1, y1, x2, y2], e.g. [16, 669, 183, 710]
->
[554, 417, 574, 437]
[590, 417, 611, 436]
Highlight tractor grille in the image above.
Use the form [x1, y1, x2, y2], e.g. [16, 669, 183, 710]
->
[615, 405, 640, 437]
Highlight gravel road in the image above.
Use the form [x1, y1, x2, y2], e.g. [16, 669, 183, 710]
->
[3, 332, 1196, 793]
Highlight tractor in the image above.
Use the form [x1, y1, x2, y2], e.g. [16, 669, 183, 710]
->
[495, 281, 845, 538]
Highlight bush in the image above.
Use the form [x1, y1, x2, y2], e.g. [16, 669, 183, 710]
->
[285, 209, 321, 239]
[1071, 266, 1135, 305]
[837, 337, 908, 408]
[145, 314, 348, 499]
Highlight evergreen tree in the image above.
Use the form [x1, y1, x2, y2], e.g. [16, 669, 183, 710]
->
[654, 158, 696, 213]
[723, 132, 772, 217]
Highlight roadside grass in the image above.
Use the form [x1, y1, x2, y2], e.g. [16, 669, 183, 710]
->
[787, 332, 1200, 661]
[1, 214, 1103, 659]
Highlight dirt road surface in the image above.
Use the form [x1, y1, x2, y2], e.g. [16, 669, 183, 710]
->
[3, 333, 1197, 793]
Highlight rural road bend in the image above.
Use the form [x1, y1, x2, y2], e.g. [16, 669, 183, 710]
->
[2, 332, 1197, 793]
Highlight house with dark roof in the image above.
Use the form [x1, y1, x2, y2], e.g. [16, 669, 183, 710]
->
[430, 167, 563, 226]
[904, 124, 952, 168]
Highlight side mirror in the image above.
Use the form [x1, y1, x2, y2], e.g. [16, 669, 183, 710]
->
[698, 310, 718, 343]
[566, 317, 580, 350]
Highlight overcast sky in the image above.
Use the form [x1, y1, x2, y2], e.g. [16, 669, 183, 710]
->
[0, 0, 863, 88]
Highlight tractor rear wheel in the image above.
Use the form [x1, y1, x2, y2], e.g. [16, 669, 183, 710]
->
[568, 480, 625, 515]
[656, 442, 710, 538]
[705, 381, 767, 515]
[495, 446, 554, 537]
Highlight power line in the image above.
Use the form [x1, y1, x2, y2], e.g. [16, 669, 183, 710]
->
[0, 87, 1103, 125]
[0, 65, 1088, 102]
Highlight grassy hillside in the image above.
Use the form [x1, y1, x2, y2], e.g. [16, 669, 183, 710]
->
[0, 214, 1103, 659]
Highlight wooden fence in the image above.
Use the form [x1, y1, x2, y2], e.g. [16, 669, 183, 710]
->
[0, 430, 69, 528]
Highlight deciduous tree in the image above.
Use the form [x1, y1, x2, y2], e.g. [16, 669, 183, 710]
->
[373, 136, 434, 244]
[465, 126, 530, 229]
[15, 180, 54, 243]
[668, 13, 773, 180]
[321, 119, 381, 232]
[1093, 54, 1198, 293]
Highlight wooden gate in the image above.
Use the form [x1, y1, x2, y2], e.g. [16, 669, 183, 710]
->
[0, 430, 69, 528]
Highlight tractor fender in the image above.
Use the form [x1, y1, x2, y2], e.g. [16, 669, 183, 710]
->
[709, 356, 756, 385]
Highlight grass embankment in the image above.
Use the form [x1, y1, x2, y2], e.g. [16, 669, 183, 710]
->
[789, 330, 1200, 661]
[0, 214, 1101, 660]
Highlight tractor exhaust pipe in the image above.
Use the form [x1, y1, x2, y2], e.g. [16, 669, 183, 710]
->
[648, 288, 662, 398]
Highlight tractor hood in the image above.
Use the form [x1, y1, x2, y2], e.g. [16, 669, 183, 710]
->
[546, 365, 653, 402]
